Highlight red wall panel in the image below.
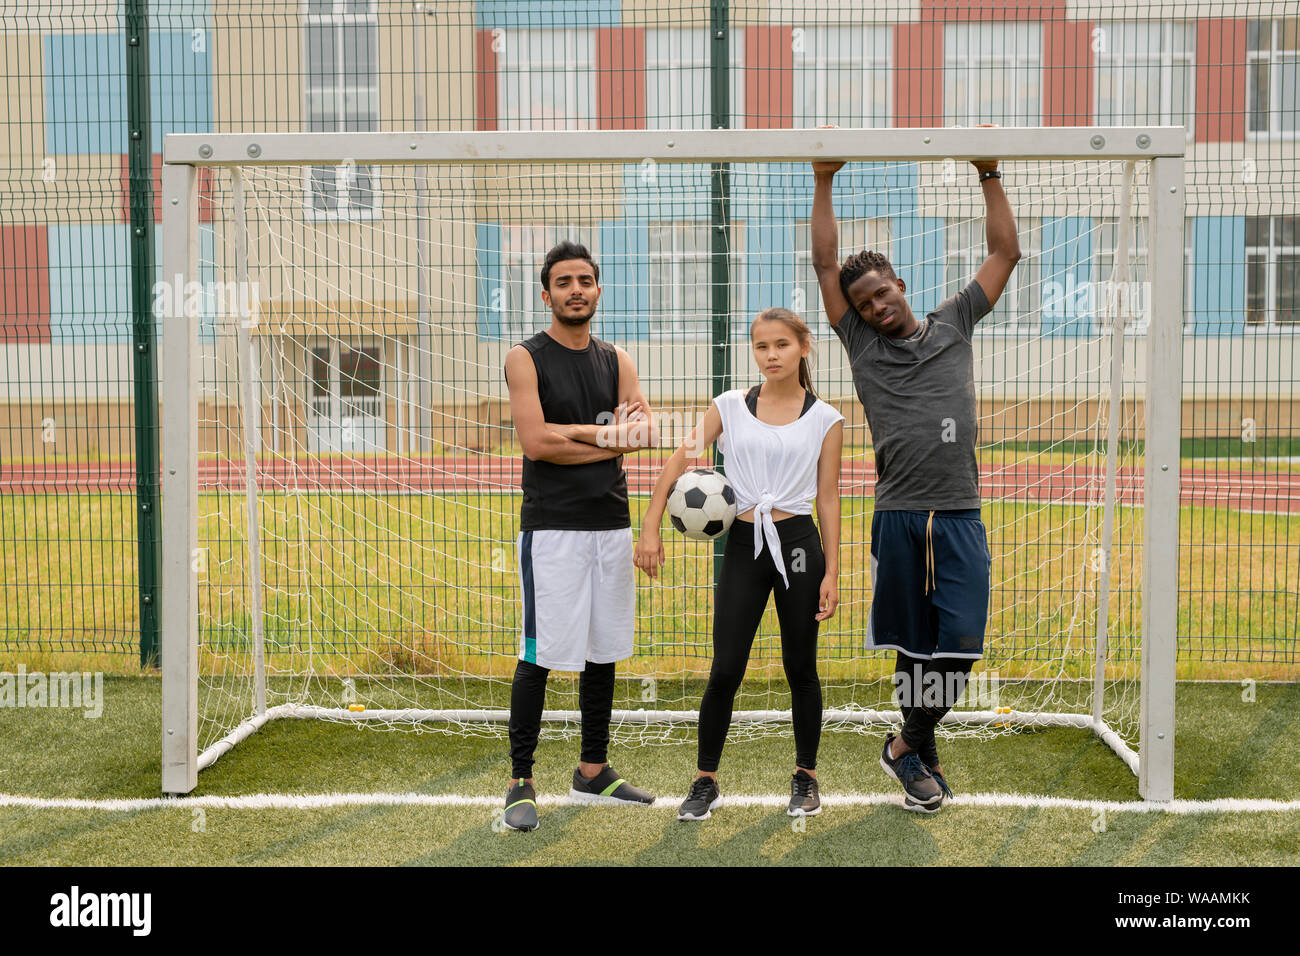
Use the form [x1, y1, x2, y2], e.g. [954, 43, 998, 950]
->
[1044, 20, 1094, 126]
[746, 26, 793, 129]
[1196, 18, 1247, 143]
[1, 226, 51, 344]
[920, 0, 1065, 21]
[596, 27, 645, 130]
[894, 23, 943, 128]
[476, 29, 499, 132]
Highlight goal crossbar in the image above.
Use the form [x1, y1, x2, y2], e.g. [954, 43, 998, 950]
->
[162, 126, 1187, 167]
[159, 127, 1184, 801]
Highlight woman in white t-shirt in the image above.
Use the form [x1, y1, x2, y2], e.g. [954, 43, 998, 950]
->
[635, 308, 844, 820]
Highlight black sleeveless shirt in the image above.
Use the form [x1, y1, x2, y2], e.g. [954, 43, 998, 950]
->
[514, 330, 630, 531]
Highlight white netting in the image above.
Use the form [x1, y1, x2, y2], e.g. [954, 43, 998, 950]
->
[191, 155, 1147, 765]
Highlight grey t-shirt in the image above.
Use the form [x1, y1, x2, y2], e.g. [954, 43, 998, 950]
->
[833, 280, 992, 511]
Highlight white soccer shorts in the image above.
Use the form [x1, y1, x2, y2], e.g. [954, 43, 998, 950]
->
[515, 527, 636, 671]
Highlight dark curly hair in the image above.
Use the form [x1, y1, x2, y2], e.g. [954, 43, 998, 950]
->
[540, 241, 599, 291]
[838, 249, 897, 302]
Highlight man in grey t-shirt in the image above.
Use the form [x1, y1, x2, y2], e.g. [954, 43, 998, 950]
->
[810, 153, 1021, 812]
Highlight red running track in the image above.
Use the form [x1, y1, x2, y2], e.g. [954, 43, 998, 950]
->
[3, 456, 1297, 513]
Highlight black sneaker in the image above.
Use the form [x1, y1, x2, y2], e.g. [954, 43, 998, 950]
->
[904, 765, 954, 813]
[568, 765, 655, 806]
[788, 769, 821, 817]
[677, 776, 722, 821]
[879, 733, 942, 809]
[503, 780, 539, 831]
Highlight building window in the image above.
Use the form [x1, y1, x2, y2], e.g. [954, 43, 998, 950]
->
[1095, 21, 1195, 139]
[1248, 19, 1300, 137]
[498, 29, 596, 131]
[1247, 216, 1299, 327]
[646, 28, 745, 129]
[793, 26, 891, 128]
[944, 23, 1042, 126]
[649, 222, 712, 339]
[795, 217, 891, 335]
[303, 0, 379, 216]
[500, 225, 600, 341]
[947, 217, 1041, 332]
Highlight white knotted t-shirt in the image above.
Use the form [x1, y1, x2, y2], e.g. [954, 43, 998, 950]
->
[714, 388, 845, 589]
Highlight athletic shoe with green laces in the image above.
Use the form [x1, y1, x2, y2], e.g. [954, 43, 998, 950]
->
[677, 775, 722, 821]
[503, 780, 539, 831]
[568, 765, 655, 805]
[787, 769, 822, 816]
[879, 733, 942, 809]
[904, 763, 954, 813]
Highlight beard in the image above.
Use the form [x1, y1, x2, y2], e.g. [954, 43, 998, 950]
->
[554, 301, 596, 326]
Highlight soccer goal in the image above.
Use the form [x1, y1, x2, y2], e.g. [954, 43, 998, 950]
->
[158, 127, 1184, 800]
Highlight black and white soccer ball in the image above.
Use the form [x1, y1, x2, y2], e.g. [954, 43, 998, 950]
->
[667, 468, 737, 541]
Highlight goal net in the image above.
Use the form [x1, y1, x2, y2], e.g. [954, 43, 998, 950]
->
[159, 128, 1184, 798]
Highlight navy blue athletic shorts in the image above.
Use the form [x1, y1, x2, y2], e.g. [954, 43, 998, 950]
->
[867, 508, 991, 661]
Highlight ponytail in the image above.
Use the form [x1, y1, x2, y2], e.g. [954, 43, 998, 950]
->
[797, 356, 814, 396]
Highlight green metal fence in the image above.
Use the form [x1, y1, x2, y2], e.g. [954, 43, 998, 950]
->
[1, 0, 1296, 674]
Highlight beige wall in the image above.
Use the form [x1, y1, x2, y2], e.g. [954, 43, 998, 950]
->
[1, 399, 134, 459]
[6, 335, 1294, 401]
[1068, 1, 1266, 19]
[4, 331, 1295, 459]
[211, 1, 303, 133]
[0, 1, 119, 33]
[9, 394, 1289, 460]
[210, 1, 477, 133]
[622, 0, 922, 25]
[379, 2, 477, 133]
[0, 32, 43, 165]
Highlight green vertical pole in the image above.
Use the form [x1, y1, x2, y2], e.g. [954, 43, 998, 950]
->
[126, 1, 161, 667]
[709, 0, 731, 575]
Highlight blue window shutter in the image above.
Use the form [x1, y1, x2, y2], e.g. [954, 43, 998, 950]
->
[476, 0, 620, 29]
[597, 220, 648, 341]
[44, 33, 126, 155]
[1040, 217, 1093, 337]
[1191, 216, 1244, 337]
[891, 214, 944, 319]
[48, 224, 132, 343]
[477, 222, 502, 340]
[151, 30, 214, 144]
[744, 222, 794, 312]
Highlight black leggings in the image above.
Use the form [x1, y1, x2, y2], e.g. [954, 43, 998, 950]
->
[509, 658, 615, 781]
[697, 515, 825, 773]
[893, 652, 973, 768]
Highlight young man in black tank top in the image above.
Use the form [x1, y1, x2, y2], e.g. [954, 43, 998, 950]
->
[500, 242, 660, 830]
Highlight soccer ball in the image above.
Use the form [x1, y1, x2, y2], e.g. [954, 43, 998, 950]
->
[667, 469, 737, 541]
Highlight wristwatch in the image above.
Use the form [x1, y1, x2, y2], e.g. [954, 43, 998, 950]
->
[979, 170, 1002, 182]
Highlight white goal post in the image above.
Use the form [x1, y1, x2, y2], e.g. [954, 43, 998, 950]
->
[159, 127, 1184, 799]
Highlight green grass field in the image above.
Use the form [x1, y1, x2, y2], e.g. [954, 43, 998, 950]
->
[1, 677, 1298, 866]
[2, 455, 1296, 866]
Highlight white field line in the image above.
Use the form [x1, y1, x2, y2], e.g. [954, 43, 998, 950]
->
[2, 792, 1299, 815]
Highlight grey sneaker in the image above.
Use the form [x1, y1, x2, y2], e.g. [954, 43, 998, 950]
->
[879, 733, 942, 809]
[568, 765, 655, 805]
[677, 776, 722, 821]
[904, 764, 953, 813]
[503, 780, 539, 831]
[787, 769, 821, 816]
